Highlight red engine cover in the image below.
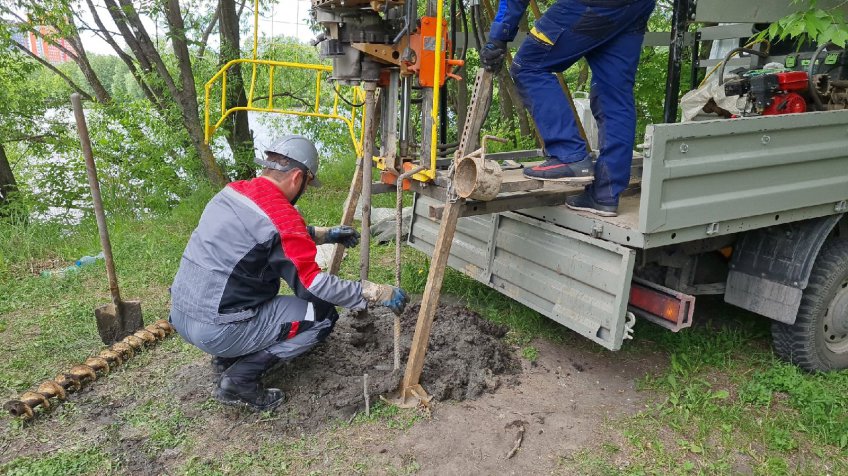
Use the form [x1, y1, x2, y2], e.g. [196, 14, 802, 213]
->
[775, 71, 809, 92]
[763, 92, 807, 115]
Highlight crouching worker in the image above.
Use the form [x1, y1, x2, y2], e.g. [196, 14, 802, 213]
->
[169, 135, 409, 411]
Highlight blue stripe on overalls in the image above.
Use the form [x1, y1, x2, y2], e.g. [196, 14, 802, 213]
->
[511, 0, 656, 204]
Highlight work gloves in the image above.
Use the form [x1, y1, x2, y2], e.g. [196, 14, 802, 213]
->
[480, 39, 507, 73]
[309, 225, 360, 247]
[362, 280, 410, 315]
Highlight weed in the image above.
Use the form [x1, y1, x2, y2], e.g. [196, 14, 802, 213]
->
[349, 400, 422, 430]
[521, 345, 539, 362]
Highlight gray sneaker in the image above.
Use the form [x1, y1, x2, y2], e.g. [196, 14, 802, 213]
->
[565, 191, 618, 217]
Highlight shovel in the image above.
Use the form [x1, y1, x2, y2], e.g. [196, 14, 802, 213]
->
[71, 93, 143, 345]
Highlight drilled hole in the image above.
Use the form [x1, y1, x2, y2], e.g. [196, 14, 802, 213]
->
[392, 51, 400, 59]
[626, 236, 630, 242]
[775, 214, 780, 220]
[825, 325, 829, 332]
[671, 233, 677, 239]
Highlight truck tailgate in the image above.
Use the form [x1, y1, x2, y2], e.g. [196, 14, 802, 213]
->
[409, 195, 637, 350]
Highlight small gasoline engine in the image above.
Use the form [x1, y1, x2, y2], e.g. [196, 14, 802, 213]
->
[724, 70, 810, 116]
[722, 45, 848, 117]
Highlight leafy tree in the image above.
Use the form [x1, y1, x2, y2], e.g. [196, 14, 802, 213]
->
[757, 0, 848, 48]
[0, 48, 77, 220]
[3, 0, 229, 186]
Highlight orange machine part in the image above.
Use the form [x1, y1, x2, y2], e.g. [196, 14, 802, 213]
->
[406, 17, 464, 87]
[380, 162, 417, 190]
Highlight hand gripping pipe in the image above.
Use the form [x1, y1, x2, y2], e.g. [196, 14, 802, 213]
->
[4, 320, 175, 421]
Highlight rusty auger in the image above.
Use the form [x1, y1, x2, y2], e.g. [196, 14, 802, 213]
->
[3, 319, 175, 421]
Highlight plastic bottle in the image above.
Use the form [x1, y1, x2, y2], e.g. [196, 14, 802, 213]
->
[41, 252, 104, 278]
[75, 251, 105, 268]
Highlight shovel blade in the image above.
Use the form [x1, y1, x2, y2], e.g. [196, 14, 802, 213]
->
[95, 300, 143, 345]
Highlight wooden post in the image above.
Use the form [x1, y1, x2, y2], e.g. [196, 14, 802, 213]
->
[399, 68, 495, 402]
[327, 157, 363, 275]
[359, 82, 379, 282]
[401, 195, 465, 400]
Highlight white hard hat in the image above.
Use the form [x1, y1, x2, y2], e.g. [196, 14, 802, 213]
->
[259, 135, 321, 187]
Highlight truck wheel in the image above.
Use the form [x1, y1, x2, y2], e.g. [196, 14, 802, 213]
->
[772, 239, 848, 371]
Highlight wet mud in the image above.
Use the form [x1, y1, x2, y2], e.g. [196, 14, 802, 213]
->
[263, 303, 520, 428]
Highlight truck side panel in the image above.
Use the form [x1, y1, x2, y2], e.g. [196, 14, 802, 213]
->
[641, 110, 848, 235]
[409, 195, 636, 350]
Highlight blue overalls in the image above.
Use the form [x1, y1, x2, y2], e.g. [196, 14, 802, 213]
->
[490, 0, 656, 205]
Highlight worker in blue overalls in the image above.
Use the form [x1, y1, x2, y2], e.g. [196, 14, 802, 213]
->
[482, 0, 656, 217]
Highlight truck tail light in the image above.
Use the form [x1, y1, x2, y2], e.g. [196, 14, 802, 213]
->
[628, 278, 695, 332]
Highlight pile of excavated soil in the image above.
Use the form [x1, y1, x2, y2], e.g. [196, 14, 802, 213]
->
[263, 303, 520, 428]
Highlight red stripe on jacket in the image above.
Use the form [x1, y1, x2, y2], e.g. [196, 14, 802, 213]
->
[228, 177, 321, 288]
[287, 321, 300, 339]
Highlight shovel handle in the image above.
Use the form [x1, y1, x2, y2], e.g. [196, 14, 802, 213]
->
[71, 93, 121, 306]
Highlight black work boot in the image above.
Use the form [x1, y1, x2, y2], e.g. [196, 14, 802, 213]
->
[210, 356, 240, 379]
[213, 350, 285, 412]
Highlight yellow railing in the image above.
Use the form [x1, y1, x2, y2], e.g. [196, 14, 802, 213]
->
[204, 59, 366, 158]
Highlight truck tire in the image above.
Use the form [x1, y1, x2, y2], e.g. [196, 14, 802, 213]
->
[772, 239, 848, 371]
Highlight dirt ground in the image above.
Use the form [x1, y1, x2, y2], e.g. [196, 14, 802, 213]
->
[259, 303, 522, 429]
[382, 336, 665, 474]
[0, 303, 663, 474]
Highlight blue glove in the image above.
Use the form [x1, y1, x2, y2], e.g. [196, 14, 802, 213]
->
[362, 281, 410, 315]
[480, 40, 507, 73]
[327, 226, 361, 247]
[383, 287, 410, 315]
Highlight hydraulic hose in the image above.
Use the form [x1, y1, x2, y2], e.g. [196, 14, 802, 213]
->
[718, 47, 769, 86]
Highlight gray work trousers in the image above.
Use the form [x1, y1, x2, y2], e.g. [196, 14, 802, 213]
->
[169, 295, 337, 360]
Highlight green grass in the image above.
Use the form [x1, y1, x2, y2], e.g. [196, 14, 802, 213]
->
[346, 400, 422, 430]
[122, 400, 191, 453]
[1, 447, 113, 476]
[0, 188, 214, 395]
[564, 304, 848, 475]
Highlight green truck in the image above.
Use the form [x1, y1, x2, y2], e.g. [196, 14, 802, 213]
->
[408, 0, 848, 371]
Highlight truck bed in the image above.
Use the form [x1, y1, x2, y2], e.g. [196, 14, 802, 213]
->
[408, 110, 848, 351]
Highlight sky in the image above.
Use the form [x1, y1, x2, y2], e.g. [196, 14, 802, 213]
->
[76, 0, 315, 56]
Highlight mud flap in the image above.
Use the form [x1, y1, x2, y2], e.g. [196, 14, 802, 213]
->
[408, 195, 636, 350]
[724, 215, 842, 324]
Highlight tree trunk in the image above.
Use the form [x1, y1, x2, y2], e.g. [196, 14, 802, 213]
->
[164, 0, 228, 187]
[219, 0, 255, 180]
[97, 0, 227, 186]
[84, 0, 166, 110]
[66, 16, 111, 103]
[0, 143, 17, 207]
[498, 76, 516, 125]
[198, 2, 221, 59]
[499, 70, 532, 137]
[11, 42, 92, 101]
[577, 60, 590, 91]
